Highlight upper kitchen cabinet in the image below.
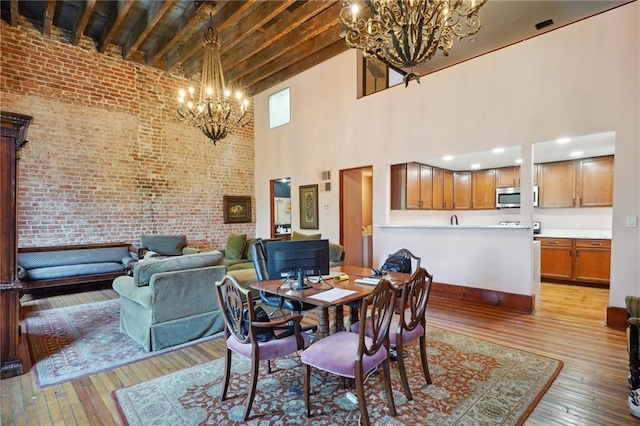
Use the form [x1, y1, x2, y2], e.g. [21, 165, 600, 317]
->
[578, 156, 614, 207]
[496, 166, 520, 188]
[390, 162, 433, 210]
[453, 171, 472, 210]
[538, 160, 576, 208]
[534, 131, 615, 208]
[538, 155, 614, 208]
[472, 169, 496, 209]
[432, 167, 453, 210]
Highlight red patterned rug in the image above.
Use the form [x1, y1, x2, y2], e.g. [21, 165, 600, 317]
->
[24, 299, 222, 387]
[112, 327, 562, 425]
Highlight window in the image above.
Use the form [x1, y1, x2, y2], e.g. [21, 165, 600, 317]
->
[268, 87, 290, 129]
[363, 57, 404, 96]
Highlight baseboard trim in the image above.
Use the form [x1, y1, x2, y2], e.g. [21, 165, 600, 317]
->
[607, 306, 627, 331]
[431, 281, 534, 314]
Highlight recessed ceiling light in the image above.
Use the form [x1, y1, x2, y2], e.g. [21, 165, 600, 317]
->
[470, 163, 481, 169]
[556, 137, 571, 144]
[492, 147, 504, 153]
[515, 158, 523, 164]
[443, 155, 454, 161]
[569, 151, 583, 157]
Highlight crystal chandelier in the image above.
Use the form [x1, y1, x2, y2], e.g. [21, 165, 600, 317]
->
[177, 14, 249, 144]
[339, 0, 487, 86]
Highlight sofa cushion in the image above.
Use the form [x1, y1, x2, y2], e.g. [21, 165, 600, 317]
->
[227, 261, 254, 271]
[26, 262, 125, 281]
[225, 233, 247, 260]
[243, 237, 261, 260]
[133, 251, 223, 287]
[291, 231, 321, 240]
[18, 246, 130, 269]
[141, 234, 187, 256]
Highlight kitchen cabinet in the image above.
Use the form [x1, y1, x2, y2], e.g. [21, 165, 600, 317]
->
[537, 237, 610, 286]
[578, 156, 614, 207]
[538, 161, 576, 208]
[390, 162, 432, 210]
[496, 166, 520, 187]
[453, 171, 472, 210]
[432, 167, 453, 210]
[472, 169, 496, 209]
[537, 155, 613, 208]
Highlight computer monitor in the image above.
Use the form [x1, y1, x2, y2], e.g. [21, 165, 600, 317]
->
[266, 239, 330, 289]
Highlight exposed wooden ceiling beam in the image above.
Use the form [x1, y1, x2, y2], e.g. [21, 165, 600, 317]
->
[122, 0, 176, 60]
[164, 0, 255, 73]
[145, 1, 209, 67]
[71, 0, 96, 46]
[42, 0, 56, 37]
[9, 0, 19, 26]
[98, 0, 134, 54]
[244, 27, 347, 97]
[225, 5, 341, 86]
[249, 39, 348, 97]
[223, 1, 336, 72]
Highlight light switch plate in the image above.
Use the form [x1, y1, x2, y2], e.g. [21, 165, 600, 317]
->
[626, 215, 637, 228]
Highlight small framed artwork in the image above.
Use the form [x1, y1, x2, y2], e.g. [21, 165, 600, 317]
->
[223, 196, 252, 224]
[299, 184, 318, 229]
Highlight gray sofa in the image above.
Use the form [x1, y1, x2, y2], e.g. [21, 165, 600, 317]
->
[18, 242, 133, 290]
[112, 250, 257, 351]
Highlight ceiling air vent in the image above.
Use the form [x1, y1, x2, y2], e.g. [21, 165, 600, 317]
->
[535, 19, 554, 31]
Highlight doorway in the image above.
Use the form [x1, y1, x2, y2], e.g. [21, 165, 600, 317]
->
[340, 166, 373, 267]
[270, 178, 291, 240]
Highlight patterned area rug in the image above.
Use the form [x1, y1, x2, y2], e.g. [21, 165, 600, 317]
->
[113, 327, 562, 425]
[24, 299, 221, 387]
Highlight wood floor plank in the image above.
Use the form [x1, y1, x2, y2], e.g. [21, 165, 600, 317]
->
[2, 282, 634, 425]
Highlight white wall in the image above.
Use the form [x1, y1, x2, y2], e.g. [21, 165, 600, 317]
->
[254, 4, 639, 308]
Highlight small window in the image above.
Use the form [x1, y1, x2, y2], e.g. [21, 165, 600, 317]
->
[363, 57, 404, 96]
[268, 87, 290, 129]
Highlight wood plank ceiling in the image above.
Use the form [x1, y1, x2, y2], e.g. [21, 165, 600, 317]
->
[0, 1, 633, 98]
[1, 0, 346, 97]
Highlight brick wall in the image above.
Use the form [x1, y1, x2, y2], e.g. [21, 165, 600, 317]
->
[0, 19, 255, 250]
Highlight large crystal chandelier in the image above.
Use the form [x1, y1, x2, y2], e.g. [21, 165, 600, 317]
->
[177, 14, 249, 144]
[339, 0, 487, 86]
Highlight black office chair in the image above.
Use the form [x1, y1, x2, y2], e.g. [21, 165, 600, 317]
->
[251, 240, 317, 330]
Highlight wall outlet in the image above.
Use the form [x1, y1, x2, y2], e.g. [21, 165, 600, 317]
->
[626, 215, 637, 228]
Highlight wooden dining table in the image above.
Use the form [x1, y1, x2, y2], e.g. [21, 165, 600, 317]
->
[250, 265, 410, 341]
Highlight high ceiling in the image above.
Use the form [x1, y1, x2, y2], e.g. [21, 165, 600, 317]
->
[0, 0, 632, 97]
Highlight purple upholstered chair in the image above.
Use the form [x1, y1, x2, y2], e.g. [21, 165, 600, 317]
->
[301, 279, 397, 426]
[215, 274, 311, 421]
[351, 267, 433, 400]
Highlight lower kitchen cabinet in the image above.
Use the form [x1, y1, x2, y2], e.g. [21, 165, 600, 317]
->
[536, 237, 611, 286]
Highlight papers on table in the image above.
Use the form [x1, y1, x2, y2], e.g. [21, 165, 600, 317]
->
[308, 288, 356, 302]
[354, 277, 381, 285]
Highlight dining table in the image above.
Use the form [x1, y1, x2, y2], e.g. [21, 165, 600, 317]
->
[250, 265, 411, 341]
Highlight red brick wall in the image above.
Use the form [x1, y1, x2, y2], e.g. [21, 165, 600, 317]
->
[0, 19, 255, 250]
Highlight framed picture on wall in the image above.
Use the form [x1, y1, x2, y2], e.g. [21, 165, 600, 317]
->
[223, 196, 252, 224]
[299, 184, 318, 229]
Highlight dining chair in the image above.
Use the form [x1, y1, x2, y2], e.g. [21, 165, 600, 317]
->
[351, 267, 434, 400]
[215, 274, 311, 421]
[301, 279, 397, 426]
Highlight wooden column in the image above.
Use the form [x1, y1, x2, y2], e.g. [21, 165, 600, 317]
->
[1, 111, 32, 379]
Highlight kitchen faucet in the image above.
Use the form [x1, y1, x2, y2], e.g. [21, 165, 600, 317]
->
[450, 214, 458, 225]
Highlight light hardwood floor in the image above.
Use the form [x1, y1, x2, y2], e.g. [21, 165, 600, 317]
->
[1, 282, 633, 425]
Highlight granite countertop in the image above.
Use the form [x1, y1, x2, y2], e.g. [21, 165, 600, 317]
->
[377, 224, 531, 230]
[535, 229, 612, 239]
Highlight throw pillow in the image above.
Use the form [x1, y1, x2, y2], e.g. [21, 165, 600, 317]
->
[291, 231, 321, 240]
[244, 237, 261, 260]
[226, 233, 247, 260]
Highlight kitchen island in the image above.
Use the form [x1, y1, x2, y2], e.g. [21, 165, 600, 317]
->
[375, 224, 540, 313]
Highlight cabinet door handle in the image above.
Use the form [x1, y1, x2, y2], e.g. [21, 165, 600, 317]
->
[549, 241, 558, 245]
[591, 242, 602, 246]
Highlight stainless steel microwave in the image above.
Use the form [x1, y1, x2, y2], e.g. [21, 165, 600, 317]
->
[496, 186, 539, 208]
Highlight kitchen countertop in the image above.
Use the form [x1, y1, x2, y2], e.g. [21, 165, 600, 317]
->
[377, 224, 532, 230]
[535, 228, 612, 239]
